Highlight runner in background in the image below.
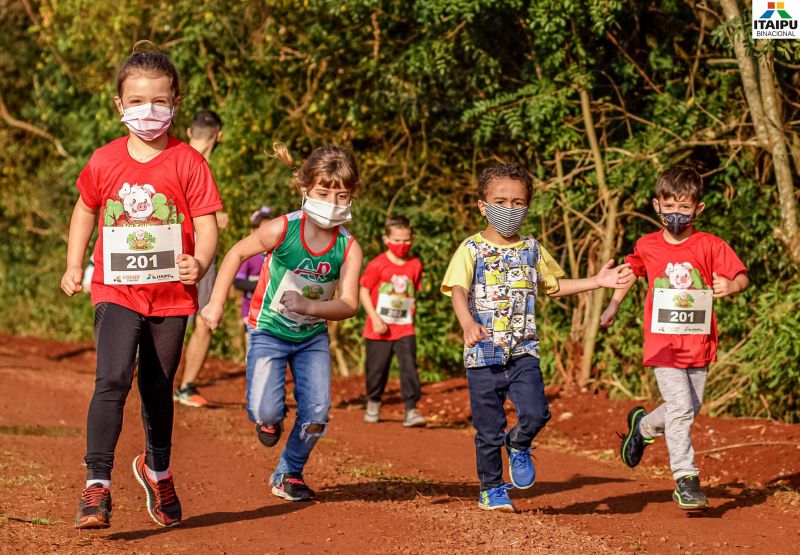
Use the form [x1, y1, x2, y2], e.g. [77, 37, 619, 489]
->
[234, 206, 275, 352]
[360, 215, 426, 427]
[173, 109, 227, 408]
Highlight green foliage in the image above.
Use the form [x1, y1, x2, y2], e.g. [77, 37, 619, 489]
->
[1, 0, 799, 421]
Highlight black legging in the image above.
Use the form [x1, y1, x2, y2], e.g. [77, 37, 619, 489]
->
[85, 302, 187, 481]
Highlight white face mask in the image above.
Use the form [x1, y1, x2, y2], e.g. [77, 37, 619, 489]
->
[120, 103, 173, 142]
[302, 195, 352, 229]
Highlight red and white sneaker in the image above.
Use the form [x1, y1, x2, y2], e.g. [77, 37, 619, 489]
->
[132, 453, 182, 527]
[173, 383, 209, 408]
[74, 483, 112, 529]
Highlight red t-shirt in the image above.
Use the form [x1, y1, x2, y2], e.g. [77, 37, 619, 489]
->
[625, 229, 746, 368]
[360, 252, 422, 341]
[76, 136, 223, 317]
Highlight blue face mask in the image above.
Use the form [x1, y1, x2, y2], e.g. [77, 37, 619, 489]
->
[658, 210, 695, 235]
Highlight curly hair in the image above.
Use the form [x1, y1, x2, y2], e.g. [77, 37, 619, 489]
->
[477, 163, 533, 203]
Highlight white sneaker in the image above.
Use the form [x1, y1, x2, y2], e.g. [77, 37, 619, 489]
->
[364, 400, 381, 423]
[403, 408, 426, 428]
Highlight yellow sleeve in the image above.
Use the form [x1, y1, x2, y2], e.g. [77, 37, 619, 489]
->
[537, 244, 565, 295]
[440, 242, 475, 297]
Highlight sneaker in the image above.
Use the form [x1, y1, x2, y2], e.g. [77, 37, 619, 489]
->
[620, 406, 654, 468]
[403, 408, 427, 428]
[364, 400, 381, 423]
[256, 422, 282, 448]
[673, 475, 709, 510]
[132, 453, 182, 527]
[173, 383, 208, 408]
[477, 484, 515, 512]
[74, 483, 112, 529]
[271, 472, 316, 501]
[506, 444, 536, 489]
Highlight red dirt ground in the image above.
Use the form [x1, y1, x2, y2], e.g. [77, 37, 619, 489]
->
[1, 333, 799, 554]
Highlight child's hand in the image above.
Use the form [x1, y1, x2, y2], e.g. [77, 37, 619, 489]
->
[200, 302, 224, 330]
[595, 260, 634, 289]
[712, 272, 738, 298]
[371, 315, 389, 335]
[60, 266, 83, 296]
[177, 254, 201, 285]
[463, 320, 489, 347]
[600, 301, 619, 328]
[281, 291, 312, 315]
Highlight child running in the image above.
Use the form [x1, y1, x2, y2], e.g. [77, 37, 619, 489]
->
[201, 143, 362, 501]
[441, 163, 633, 512]
[61, 43, 221, 529]
[601, 165, 748, 510]
[360, 216, 426, 427]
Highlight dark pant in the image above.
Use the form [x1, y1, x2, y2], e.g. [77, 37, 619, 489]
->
[365, 336, 421, 410]
[467, 355, 551, 489]
[85, 302, 187, 480]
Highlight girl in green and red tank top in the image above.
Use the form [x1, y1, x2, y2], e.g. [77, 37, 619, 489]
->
[202, 142, 363, 501]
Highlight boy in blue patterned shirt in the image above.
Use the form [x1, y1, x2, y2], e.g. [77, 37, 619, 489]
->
[441, 163, 634, 512]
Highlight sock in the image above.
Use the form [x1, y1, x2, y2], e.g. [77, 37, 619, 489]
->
[86, 479, 111, 489]
[145, 464, 171, 481]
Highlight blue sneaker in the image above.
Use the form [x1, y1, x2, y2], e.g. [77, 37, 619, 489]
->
[478, 484, 515, 512]
[507, 444, 536, 489]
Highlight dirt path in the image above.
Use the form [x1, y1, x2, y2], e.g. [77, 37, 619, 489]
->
[1, 335, 798, 554]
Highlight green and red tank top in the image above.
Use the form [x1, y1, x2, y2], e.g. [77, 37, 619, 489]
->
[248, 210, 354, 342]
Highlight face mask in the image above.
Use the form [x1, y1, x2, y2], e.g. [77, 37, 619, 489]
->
[121, 103, 174, 141]
[482, 202, 528, 238]
[386, 242, 411, 259]
[302, 195, 352, 229]
[658, 210, 695, 236]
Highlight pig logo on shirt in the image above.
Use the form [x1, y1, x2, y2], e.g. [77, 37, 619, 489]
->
[119, 182, 156, 222]
[653, 262, 710, 290]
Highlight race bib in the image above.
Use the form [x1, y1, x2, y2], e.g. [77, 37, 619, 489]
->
[269, 271, 338, 325]
[102, 225, 182, 285]
[651, 288, 712, 335]
[375, 293, 414, 325]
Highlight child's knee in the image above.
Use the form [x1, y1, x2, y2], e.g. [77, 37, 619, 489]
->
[299, 420, 328, 440]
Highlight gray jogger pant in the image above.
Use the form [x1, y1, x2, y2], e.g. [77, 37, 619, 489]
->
[638, 366, 708, 480]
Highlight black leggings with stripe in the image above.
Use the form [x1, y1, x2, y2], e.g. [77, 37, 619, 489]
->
[85, 302, 187, 481]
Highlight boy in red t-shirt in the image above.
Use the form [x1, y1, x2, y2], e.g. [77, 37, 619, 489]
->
[360, 216, 426, 427]
[601, 166, 748, 510]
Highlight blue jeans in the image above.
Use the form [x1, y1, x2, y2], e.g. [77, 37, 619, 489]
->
[246, 329, 331, 479]
[467, 355, 551, 489]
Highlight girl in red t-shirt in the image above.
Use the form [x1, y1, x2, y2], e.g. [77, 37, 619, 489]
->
[61, 43, 222, 529]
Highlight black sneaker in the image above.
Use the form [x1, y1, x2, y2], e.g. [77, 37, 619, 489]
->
[673, 475, 709, 510]
[256, 422, 282, 447]
[74, 483, 112, 529]
[271, 472, 315, 501]
[620, 406, 654, 468]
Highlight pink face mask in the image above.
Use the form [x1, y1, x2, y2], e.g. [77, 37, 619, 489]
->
[120, 103, 174, 141]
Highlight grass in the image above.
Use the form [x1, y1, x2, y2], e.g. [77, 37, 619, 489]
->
[0, 425, 81, 438]
[339, 466, 433, 485]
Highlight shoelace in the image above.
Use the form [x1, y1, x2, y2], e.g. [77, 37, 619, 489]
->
[509, 447, 536, 470]
[155, 478, 178, 507]
[81, 487, 107, 507]
[486, 483, 514, 501]
[285, 477, 306, 486]
[260, 424, 277, 434]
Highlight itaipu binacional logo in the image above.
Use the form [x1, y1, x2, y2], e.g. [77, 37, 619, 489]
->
[753, 1, 799, 39]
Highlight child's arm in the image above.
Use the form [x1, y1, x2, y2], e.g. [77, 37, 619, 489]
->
[177, 213, 218, 286]
[61, 198, 98, 296]
[600, 277, 637, 328]
[359, 285, 388, 335]
[712, 272, 748, 298]
[281, 241, 364, 321]
[451, 285, 489, 347]
[201, 218, 285, 329]
[549, 259, 634, 298]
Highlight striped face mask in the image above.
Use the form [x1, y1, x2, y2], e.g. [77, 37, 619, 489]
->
[482, 202, 528, 238]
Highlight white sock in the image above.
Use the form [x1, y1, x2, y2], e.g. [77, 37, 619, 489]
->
[86, 479, 111, 489]
[145, 465, 171, 481]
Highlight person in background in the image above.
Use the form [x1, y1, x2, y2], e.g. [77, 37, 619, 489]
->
[173, 109, 227, 408]
[235, 206, 275, 347]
